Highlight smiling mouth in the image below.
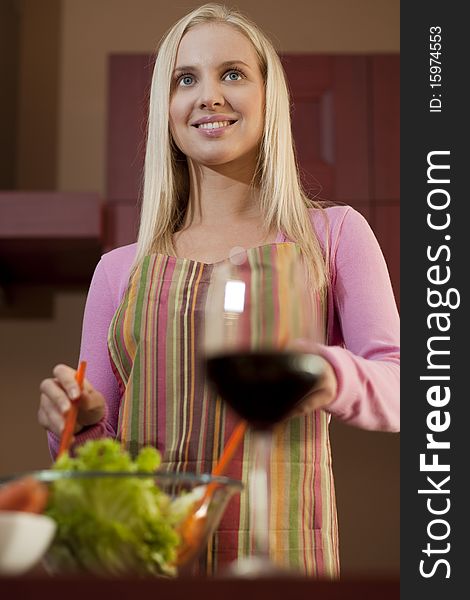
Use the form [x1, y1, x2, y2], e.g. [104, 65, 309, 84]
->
[193, 120, 237, 130]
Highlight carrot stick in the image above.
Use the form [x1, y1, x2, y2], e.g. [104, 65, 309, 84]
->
[203, 420, 247, 500]
[212, 420, 247, 477]
[175, 421, 247, 566]
[58, 360, 87, 458]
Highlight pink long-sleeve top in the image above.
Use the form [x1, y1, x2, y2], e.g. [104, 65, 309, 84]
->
[48, 205, 400, 459]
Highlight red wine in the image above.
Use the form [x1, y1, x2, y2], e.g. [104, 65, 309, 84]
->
[205, 351, 324, 429]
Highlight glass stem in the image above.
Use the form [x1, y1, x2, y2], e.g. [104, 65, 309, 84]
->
[250, 429, 273, 560]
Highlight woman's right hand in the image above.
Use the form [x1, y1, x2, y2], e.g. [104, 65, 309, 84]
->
[38, 364, 106, 437]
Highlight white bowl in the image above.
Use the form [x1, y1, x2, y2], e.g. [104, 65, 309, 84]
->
[0, 511, 57, 576]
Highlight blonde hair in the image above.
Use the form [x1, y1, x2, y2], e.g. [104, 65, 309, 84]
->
[135, 3, 329, 294]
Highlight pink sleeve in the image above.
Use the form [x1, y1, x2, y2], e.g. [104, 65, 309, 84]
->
[47, 257, 123, 459]
[316, 207, 400, 432]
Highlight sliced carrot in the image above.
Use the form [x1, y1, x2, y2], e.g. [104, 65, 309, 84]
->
[0, 477, 37, 510]
[0, 477, 48, 513]
[18, 482, 49, 514]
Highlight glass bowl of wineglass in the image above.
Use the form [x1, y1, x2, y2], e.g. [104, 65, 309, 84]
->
[204, 243, 326, 576]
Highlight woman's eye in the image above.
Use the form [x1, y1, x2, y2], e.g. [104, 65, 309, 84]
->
[225, 70, 242, 81]
[178, 74, 194, 86]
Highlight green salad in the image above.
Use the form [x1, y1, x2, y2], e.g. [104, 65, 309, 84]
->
[45, 439, 202, 577]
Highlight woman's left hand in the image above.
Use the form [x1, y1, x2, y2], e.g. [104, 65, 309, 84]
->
[287, 341, 338, 418]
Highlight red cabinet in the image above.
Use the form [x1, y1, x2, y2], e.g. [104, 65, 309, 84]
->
[105, 54, 400, 304]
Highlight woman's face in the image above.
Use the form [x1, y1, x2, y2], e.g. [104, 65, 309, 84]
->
[169, 23, 265, 170]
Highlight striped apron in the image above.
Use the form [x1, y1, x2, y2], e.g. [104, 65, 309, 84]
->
[107, 243, 339, 577]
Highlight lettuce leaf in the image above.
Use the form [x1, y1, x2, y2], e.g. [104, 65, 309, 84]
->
[45, 439, 181, 577]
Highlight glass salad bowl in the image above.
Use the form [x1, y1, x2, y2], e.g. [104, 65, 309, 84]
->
[0, 440, 243, 578]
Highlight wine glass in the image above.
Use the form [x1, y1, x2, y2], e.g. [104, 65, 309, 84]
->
[204, 244, 325, 576]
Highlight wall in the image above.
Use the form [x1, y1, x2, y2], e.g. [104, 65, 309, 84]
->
[57, 0, 399, 195]
[16, 0, 61, 189]
[0, 0, 19, 188]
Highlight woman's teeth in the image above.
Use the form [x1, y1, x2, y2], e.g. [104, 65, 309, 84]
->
[197, 120, 234, 129]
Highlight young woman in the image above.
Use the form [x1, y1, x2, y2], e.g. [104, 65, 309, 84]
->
[38, 3, 399, 577]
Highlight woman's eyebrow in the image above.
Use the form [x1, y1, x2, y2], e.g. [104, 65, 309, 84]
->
[173, 60, 252, 73]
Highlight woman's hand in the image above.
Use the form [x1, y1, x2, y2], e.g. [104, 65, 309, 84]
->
[287, 340, 338, 418]
[38, 364, 105, 437]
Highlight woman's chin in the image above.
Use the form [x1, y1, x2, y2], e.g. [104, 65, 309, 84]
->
[188, 150, 259, 172]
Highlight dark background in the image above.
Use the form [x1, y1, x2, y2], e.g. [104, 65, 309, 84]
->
[401, 2, 467, 597]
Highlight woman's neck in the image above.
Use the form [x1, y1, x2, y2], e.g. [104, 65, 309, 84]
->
[182, 158, 261, 228]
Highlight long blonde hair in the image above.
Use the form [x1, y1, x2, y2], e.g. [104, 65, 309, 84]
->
[135, 3, 329, 293]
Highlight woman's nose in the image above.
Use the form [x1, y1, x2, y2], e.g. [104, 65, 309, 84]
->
[197, 78, 225, 109]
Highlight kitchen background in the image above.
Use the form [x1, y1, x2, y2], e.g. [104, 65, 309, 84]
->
[0, 0, 399, 577]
